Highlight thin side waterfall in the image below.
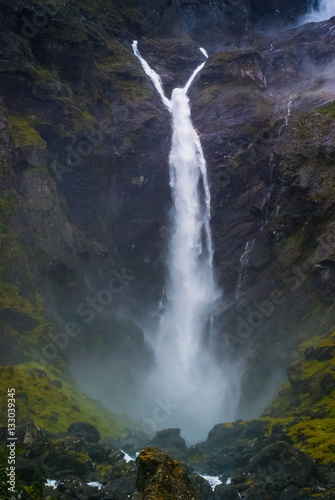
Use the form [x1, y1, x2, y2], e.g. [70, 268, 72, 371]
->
[132, 42, 240, 443]
[235, 239, 255, 300]
[262, 153, 275, 228]
[279, 96, 293, 136]
[299, 0, 335, 24]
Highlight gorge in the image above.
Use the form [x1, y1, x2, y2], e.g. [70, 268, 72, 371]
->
[1, 0, 335, 499]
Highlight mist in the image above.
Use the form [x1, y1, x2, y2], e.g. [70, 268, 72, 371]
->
[298, 0, 335, 24]
[54, 0, 335, 449]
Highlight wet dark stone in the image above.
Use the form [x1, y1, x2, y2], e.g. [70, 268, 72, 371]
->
[67, 422, 100, 443]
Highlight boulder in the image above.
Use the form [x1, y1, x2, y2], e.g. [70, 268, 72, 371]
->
[105, 477, 137, 499]
[189, 473, 213, 500]
[305, 346, 335, 362]
[214, 483, 240, 500]
[109, 447, 126, 464]
[207, 423, 245, 446]
[247, 441, 317, 488]
[149, 428, 188, 460]
[67, 422, 100, 443]
[87, 443, 111, 463]
[132, 446, 202, 500]
[149, 428, 187, 451]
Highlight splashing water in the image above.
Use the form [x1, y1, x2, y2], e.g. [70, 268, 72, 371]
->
[299, 0, 335, 24]
[132, 42, 240, 443]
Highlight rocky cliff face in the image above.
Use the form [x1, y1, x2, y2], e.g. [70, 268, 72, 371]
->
[0, 0, 335, 500]
[1, 1, 335, 497]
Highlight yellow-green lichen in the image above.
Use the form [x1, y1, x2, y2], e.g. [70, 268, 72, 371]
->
[8, 116, 46, 150]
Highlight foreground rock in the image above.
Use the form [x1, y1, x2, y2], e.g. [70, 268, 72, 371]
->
[131, 446, 202, 500]
[2, 417, 335, 499]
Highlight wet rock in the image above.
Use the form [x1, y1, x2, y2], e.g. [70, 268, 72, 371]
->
[149, 427, 187, 450]
[15, 457, 39, 483]
[55, 477, 98, 498]
[132, 446, 202, 500]
[20, 421, 50, 458]
[207, 422, 245, 446]
[308, 346, 335, 362]
[279, 484, 300, 499]
[109, 447, 126, 464]
[149, 428, 188, 460]
[304, 346, 315, 360]
[214, 483, 240, 500]
[43, 447, 94, 477]
[247, 441, 318, 488]
[105, 477, 137, 499]
[243, 420, 269, 439]
[320, 373, 335, 396]
[87, 443, 111, 462]
[67, 422, 100, 443]
[210, 452, 237, 474]
[189, 473, 213, 500]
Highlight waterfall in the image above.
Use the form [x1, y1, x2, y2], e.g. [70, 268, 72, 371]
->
[235, 239, 255, 300]
[132, 42, 239, 443]
[262, 153, 275, 228]
[279, 96, 293, 137]
[299, 0, 335, 24]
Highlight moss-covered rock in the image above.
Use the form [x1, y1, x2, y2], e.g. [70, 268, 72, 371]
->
[8, 116, 46, 150]
[132, 446, 202, 500]
[0, 363, 129, 438]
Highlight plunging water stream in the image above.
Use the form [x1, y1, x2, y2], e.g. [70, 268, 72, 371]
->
[132, 42, 239, 442]
[300, 0, 335, 24]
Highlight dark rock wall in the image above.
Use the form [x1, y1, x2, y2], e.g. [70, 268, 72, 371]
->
[0, 0, 335, 419]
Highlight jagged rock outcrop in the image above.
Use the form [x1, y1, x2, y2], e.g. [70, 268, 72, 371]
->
[1, 5, 335, 499]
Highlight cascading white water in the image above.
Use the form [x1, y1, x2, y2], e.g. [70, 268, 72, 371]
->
[132, 42, 240, 443]
[300, 0, 335, 24]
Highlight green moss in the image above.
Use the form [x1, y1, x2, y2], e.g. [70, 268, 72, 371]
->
[258, 417, 297, 435]
[94, 46, 151, 103]
[288, 418, 335, 463]
[297, 332, 330, 356]
[318, 101, 335, 118]
[69, 451, 90, 464]
[95, 56, 124, 72]
[8, 116, 46, 150]
[0, 281, 53, 350]
[209, 49, 242, 64]
[0, 445, 19, 499]
[0, 363, 131, 438]
[267, 328, 335, 457]
[0, 193, 16, 213]
[31, 65, 59, 86]
[223, 422, 235, 429]
[28, 468, 45, 499]
[81, 110, 96, 127]
[96, 463, 112, 480]
[294, 101, 335, 143]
